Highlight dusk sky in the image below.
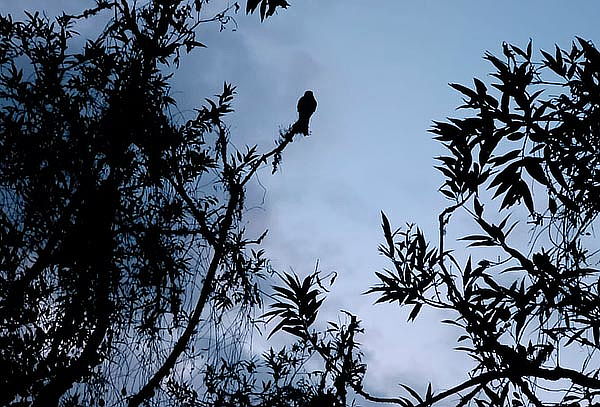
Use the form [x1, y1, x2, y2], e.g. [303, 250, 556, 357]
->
[5, 0, 600, 403]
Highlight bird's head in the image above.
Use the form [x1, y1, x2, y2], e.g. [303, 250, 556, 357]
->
[304, 90, 313, 97]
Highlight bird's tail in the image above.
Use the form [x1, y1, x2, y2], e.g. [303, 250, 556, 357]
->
[291, 118, 309, 136]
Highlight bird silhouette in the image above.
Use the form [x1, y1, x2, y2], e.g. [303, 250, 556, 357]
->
[294, 90, 317, 136]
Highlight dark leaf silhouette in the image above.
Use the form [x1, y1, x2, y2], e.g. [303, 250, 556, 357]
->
[0, 2, 316, 407]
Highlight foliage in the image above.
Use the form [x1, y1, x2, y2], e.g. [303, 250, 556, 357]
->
[264, 270, 365, 407]
[268, 38, 600, 407]
[0, 1, 309, 406]
[369, 38, 600, 407]
[246, 0, 290, 21]
[200, 344, 336, 407]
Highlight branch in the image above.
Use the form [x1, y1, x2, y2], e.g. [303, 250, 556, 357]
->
[168, 178, 217, 246]
[517, 378, 544, 407]
[532, 365, 600, 389]
[475, 214, 535, 273]
[60, 0, 114, 23]
[240, 124, 301, 186]
[33, 311, 111, 407]
[438, 194, 474, 259]
[364, 364, 600, 407]
[128, 123, 305, 406]
[355, 371, 507, 407]
[32, 180, 118, 407]
[128, 184, 241, 407]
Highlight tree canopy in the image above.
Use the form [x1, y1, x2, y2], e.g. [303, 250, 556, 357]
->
[0, 1, 314, 406]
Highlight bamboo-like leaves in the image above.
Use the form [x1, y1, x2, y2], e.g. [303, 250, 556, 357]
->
[372, 38, 600, 407]
[263, 272, 324, 339]
[369, 225, 437, 322]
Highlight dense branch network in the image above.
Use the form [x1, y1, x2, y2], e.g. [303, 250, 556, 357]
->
[0, 1, 314, 407]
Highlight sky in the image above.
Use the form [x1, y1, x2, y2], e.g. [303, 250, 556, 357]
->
[4, 0, 600, 404]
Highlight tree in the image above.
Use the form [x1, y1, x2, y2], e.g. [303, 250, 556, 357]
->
[266, 38, 600, 407]
[0, 1, 316, 406]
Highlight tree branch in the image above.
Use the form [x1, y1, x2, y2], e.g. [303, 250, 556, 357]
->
[128, 124, 302, 407]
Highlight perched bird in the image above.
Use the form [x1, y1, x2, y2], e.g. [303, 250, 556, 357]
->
[294, 90, 317, 136]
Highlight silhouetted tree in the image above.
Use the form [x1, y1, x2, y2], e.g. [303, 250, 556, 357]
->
[0, 1, 317, 406]
[369, 38, 600, 407]
[267, 38, 600, 407]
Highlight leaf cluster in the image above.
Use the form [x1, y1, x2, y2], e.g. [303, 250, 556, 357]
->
[367, 39, 600, 407]
[263, 270, 366, 407]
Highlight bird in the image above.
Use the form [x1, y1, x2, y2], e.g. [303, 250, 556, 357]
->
[294, 90, 317, 136]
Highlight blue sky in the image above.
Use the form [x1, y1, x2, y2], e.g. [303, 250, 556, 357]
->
[197, 1, 600, 399]
[5, 0, 600, 403]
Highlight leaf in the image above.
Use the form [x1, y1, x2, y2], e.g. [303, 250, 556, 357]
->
[271, 285, 296, 301]
[267, 317, 290, 339]
[381, 211, 394, 257]
[281, 325, 305, 339]
[548, 197, 557, 214]
[460, 234, 492, 241]
[522, 157, 547, 186]
[449, 83, 477, 99]
[463, 256, 472, 288]
[473, 78, 487, 96]
[440, 189, 456, 199]
[548, 160, 568, 190]
[467, 240, 496, 247]
[489, 149, 520, 166]
[259, 0, 268, 20]
[301, 274, 313, 295]
[474, 198, 483, 217]
[507, 132, 525, 141]
[499, 184, 517, 210]
[246, 0, 261, 13]
[483, 385, 501, 404]
[407, 303, 422, 322]
[514, 308, 528, 339]
[283, 272, 300, 292]
[518, 179, 534, 213]
[400, 384, 424, 403]
[425, 383, 433, 402]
